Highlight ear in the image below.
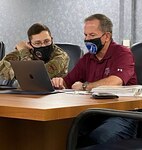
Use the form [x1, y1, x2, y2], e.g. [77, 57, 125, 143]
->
[105, 32, 112, 41]
[51, 36, 53, 41]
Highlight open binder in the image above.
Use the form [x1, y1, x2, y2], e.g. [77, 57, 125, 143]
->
[91, 85, 142, 97]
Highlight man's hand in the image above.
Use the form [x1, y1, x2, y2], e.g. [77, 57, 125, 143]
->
[51, 77, 65, 89]
[71, 81, 83, 90]
[15, 41, 33, 50]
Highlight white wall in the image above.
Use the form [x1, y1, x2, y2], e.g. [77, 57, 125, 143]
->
[0, 0, 141, 53]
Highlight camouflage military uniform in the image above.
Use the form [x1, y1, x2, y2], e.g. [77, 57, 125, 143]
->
[0, 44, 69, 80]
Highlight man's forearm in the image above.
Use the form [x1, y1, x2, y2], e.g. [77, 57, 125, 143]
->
[86, 75, 123, 91]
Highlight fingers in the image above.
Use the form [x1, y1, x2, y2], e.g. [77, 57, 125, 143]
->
[26, 42, 33, 49]
[71, 81, 83, 90]
[51, 77, 65, 89]
[15, 41, 33, 50]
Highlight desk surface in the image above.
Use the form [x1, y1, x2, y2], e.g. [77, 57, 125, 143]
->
[1, 93, 142, 150]
[0, 93, 142, 121]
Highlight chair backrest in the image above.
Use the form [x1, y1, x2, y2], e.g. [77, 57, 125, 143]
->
[66, 108, 142, 150]
[0, 42, 13, 86]
[0, 41, 5, 60]
[0, 78, 16, 86]
[56, 43, 83, 72]
[131, 42, 142, 84]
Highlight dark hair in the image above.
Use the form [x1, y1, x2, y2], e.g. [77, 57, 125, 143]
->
[85, 14, 113, 34]
[27, 23, 51, 41]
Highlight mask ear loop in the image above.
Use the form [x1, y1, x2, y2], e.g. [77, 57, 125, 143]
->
[50, 37, 54, 46]
[29, 41, 34, 55]
[100, 33, 106, 46]
[100, 33, 106, 38]
[29, 41, 34, 48]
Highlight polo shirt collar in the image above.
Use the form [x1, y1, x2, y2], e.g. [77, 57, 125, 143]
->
[90, 40, 114, 61]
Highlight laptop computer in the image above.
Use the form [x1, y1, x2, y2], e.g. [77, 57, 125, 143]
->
[8, 60, 60, 94]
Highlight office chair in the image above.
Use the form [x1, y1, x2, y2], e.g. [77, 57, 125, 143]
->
[0, 78, 16, 87]
[67, 108, 142, 150]
[56, 43, 83, 72]
[131, 42, 142, 84]
[0, 41, 15, 86]
[0, 41, 5, 60]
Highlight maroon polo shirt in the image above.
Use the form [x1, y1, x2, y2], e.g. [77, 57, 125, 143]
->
[64, 41, 137, 88]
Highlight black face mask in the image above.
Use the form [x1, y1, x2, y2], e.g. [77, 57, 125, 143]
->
[84, 33, 105, 55]
[32, 44, 54, 63]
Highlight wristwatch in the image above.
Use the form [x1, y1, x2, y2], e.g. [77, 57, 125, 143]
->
[82, 82, 89, 91]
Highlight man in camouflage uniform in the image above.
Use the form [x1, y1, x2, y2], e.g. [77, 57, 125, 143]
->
[0, 23, 69, 84]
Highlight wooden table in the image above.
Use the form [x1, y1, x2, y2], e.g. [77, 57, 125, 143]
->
[0, 93, 142, 150]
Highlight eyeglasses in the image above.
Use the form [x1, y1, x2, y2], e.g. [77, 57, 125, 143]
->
[31, 39, 52, 48]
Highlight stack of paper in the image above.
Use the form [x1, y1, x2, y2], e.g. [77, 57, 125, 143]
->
[91, 85, 142, 96]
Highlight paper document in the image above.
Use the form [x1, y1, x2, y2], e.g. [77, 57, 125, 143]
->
[91, 85, 142, 96]
[64, 90, 91, 95]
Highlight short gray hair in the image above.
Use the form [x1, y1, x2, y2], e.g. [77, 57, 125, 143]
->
[85, 14, 113, 34]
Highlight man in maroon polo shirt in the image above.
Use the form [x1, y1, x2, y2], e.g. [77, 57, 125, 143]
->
[63, 40, 136, 89]
[52, 14, 137, 148]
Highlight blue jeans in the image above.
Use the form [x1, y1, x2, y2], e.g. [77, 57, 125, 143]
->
[77, 117, 137, 148]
